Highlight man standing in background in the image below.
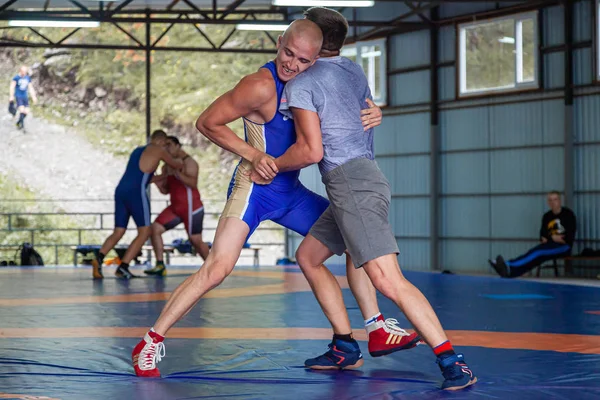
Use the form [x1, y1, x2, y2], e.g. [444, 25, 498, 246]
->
[9, 65, 38, 130]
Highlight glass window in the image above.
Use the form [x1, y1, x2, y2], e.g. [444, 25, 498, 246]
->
[341, 38, 386, 105]
[459, 12, 538, 96]
[597, 0, 600, 80]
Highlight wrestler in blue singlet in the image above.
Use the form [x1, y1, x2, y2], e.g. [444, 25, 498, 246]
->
[114, 146, 154, 228]
[223, 61, 329, 239]
[13, 74, 31, 107]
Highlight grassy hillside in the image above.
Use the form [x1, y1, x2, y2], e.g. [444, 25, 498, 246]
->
[0, 23, 280, 264]
[0, 171, 104, 265]
[1, 22, 274, 198]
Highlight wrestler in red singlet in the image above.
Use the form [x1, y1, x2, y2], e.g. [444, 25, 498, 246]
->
[156, 169, 204, 236]
[146, 136, 210, 276]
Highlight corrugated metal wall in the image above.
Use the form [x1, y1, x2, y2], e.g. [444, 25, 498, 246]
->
[291, 0, 600, 274]
[379, 29, 432, 270]
[439, 2, 580, 273]
[572, 1, 600, 265]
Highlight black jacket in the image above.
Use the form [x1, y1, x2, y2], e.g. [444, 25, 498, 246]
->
[540, 207, 576, 246]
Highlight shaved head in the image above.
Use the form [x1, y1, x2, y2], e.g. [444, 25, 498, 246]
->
[275, 19, 323, 82]
[282, 19, 323, 52]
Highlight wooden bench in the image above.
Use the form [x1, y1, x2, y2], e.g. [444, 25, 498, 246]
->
[72, 243, 261, 267]
[72, 245, 122, 266]
[147, 244, 261, 267]
[72, 245, 174, 266]
[160, 242, 261, 267]
[141, 245, 174, 265]
[243, 246, 260, 267]
[536, 256, 600, 277]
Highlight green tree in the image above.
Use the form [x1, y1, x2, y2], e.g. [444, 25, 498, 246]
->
[1, 22, 276, 198]
[464, 17, 536, 92]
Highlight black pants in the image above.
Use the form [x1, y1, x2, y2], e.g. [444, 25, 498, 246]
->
[507, 242, 571, 278]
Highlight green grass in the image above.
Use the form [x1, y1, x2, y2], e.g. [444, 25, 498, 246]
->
[0, 172, 104, 265]
[1, 23, 275, 198]
[0, 24, 280, 262]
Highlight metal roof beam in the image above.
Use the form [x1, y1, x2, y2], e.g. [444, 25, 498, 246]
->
[112, 21, 144, 47]
[109, 0, 134, 17]
[55, 27, 79, 44]
[150, 13, 182, 47]
[0, 0, 19, 14]
[185, 14, 217, 48]
[68, 0, 96, 17]
[166, 0, 181, 10]
[249, 12, 276, 46]
[219, 0, 245, 20]
[28, 27, 54, 44]
[218, 12, 246, 48]
[181, 0, 211, 19]
[0, 41, 276, 53]
[403, 1, 434, 25]
[0, 8, 287, 17]
[0, 13, 416, 28]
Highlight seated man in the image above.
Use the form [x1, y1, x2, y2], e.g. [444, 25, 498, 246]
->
[490, 191, 576, 278]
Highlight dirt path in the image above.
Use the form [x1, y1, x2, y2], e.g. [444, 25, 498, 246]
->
[0, 113, 284, 265]
[0, 113, 150, 213]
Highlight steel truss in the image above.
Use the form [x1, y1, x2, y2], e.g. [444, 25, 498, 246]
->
[0, 0, 546, 51]
[0, 0, 433, 52]
[0, 0, 548, 142]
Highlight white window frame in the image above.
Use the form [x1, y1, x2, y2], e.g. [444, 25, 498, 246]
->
[341, 38, 387, 105]
[458, 11, 539, 97]
[597, 0, 600, 80]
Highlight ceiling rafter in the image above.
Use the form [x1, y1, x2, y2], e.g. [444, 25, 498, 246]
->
[0, 0, 551, 53]
[151, 13, 183, 47]
[185, 14, 217, 48]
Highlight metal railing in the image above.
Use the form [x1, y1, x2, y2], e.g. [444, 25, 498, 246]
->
[0, 201, 286, 265]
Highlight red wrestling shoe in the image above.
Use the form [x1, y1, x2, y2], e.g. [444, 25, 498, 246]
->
[132, 331, 165, 377]
[367, 316, 422, 357]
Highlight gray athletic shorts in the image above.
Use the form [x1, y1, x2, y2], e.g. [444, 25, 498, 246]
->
[309, 158, 399, 268]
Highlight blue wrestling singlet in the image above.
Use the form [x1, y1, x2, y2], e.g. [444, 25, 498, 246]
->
[222, 61, 330, 239]
[114, 146, 154, 228]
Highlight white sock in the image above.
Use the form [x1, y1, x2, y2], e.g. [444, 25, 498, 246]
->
[364, 313, 381, 326]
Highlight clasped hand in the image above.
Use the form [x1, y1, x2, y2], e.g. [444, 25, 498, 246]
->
[246, 152, 278, 185]
[240, 153, 276, 185]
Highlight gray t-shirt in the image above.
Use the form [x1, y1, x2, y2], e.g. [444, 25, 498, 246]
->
[279, 56, 374, 175]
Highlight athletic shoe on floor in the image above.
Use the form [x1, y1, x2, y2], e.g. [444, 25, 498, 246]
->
[367, 316, 422, 357]
[437, 353, 477, 391]
[132, 331, 165, 378]
[305, 337, 364, 370]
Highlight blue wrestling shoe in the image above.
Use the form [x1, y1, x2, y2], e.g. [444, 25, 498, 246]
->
[305, 338, 364, 370]
[437, 353, 477, 390]
[115, 264, 137, 279]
